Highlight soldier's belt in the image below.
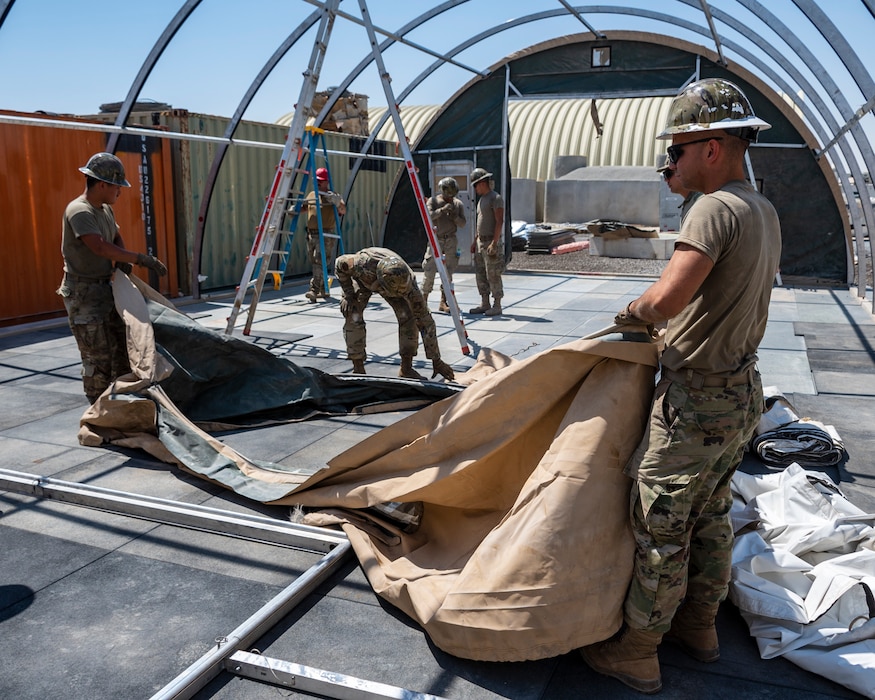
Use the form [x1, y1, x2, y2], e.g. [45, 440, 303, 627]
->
[661, 366, 754, 389]
[64, 273, 111, 285]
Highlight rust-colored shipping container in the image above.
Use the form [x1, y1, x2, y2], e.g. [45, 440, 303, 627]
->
[0, 111, 178, 327]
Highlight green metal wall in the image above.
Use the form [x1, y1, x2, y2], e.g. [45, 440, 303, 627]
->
[127, 111, 399, 292]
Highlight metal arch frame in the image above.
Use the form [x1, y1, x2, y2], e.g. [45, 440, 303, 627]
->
[105, 0, 203, 155]
[190, 10, 321, 298]
[2, 1, 872, 296]
[728, 0, 875, 302]
[349, 4, 867, 265]
[0, 0, 15, 30]
[675, 13, 865, 289]
[193, 1, 470, 297]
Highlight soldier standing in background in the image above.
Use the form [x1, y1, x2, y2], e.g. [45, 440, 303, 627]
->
[304, 167, 346, 302]
[57, 152, 167, 404]
[468, 167, 505, 317]
[422, 176, 466, 313]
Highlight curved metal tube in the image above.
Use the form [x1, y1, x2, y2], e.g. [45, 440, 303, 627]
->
[106, 0, 203, 154]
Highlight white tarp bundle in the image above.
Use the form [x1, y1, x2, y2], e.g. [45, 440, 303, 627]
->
[730, 463, 875, 699]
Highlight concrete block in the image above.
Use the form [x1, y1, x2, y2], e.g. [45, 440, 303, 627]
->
[545, 178, 661, 225]
[510, 178, 537, 222]
[589, 233, 678, 260]
[554, 155, 587, 178]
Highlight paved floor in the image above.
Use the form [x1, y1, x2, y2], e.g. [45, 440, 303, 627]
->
[1, 269, 872, 699]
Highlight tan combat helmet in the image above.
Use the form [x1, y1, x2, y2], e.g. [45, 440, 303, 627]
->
[658, 78, 771, 142]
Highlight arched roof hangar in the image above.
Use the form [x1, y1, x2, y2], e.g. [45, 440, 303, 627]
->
[382, 31, 849, 285]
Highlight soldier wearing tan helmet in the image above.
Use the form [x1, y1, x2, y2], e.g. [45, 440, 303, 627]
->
[304, 166, 346, 302]
[581, 78, 781, 694]
[334, 247, 454, 381]
[57, 152, 167, 404]
[422, 176, 466, 313]
[468, 167, 505, 316]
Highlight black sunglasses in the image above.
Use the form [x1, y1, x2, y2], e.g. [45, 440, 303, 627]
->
[666, 136, 723, 165]
[661, 169, 673, 181]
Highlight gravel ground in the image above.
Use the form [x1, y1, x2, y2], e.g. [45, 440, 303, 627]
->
[507, 233, 668, 277]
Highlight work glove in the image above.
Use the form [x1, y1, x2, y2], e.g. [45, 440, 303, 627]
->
[486, 241, 498, 256]
[431, 358, 455, 381]
[115, 261, 133, 274]
[137, 253, 167, 276]
[614, 302, 655, 338]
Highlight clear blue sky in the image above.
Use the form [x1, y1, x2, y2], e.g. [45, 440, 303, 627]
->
[0, 0, 872, 146]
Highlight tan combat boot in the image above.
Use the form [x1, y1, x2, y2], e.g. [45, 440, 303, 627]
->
[351, 359, 366, 374]
[399, 355, 425, 379]
[469, 294, 490, 314]
[664, 601, 720, 662]
[438, 291, 450, 313]
[580, 626, 663, 694]
[484, 298, 502, 316]
[305, 290, 318, 303]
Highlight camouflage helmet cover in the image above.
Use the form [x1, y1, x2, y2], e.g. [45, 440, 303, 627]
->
[376, 255, 413, 295]
[438, 176, 459, 197]
[79, 152, 131, 186]
[657, 78, 771, 140]
[470, 167, 492, 185]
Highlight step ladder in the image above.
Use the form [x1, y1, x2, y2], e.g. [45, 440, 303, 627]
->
[274, 126, 344, 296]
[225, 0, 341, 336]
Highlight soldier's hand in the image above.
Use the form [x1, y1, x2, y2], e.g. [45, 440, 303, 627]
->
[136, 253, 167, 277]
[340, 295, 354, 316]
[614, 302, 655, 337]
[486, 241, 497, 256]
[431, 358, 455, 381]
[115, 261, 133, 274]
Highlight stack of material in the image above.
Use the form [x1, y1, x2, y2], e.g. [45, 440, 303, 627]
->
[751, 389, 846, 469]
[310, 90, 369, 135]
[730, 464, 875, 699]
[525, 226, 578, 254]
[587, 220, 659, 240]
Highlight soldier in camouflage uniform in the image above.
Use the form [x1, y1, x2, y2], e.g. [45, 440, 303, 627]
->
[57, 152, 168, 404]
[334, 247, 455, 381]
[304, 167, 346, 302]
[422, 177, 466, 312]
[468, 168, 505, 317]
[580, 79, 781, 694]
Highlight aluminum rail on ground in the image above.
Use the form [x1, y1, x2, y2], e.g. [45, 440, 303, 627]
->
[225, 650, 447, 700]
[0, 468, 346, 553]
[151, 540, 354, 700]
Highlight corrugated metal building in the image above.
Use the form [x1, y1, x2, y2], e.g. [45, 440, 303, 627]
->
[368, 97, 676, 182]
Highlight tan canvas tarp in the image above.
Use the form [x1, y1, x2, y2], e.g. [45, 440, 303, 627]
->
[84, 273, 659, 662]
[283, 334, 659, 661]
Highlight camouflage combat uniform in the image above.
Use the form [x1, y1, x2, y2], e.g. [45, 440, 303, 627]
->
[334, 247, 442, 362]
[305, 188, 343, 296]
[623, 180, 782, 634]
[57, 195, 130, 403]
[422, 194, 465, 297]
[473, 188, 505, 301]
